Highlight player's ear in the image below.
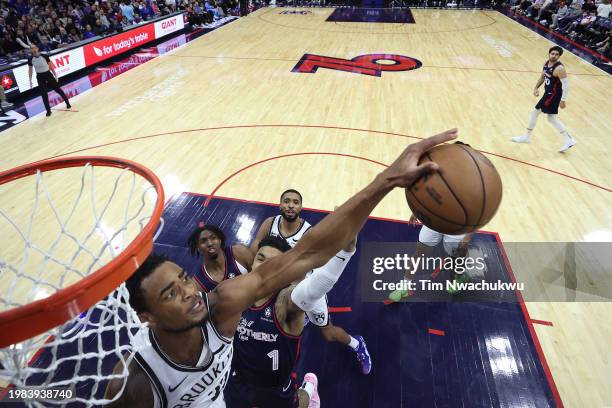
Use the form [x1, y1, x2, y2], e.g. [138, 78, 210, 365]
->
[138, 311, 155, 328]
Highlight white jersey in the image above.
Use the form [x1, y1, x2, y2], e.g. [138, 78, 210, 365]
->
[268, 215, 311, 248]
[133, 293, 233, 408]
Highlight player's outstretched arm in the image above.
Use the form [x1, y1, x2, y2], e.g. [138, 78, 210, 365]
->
[212, 129, 458, 336]
[250, 217, 273, 253]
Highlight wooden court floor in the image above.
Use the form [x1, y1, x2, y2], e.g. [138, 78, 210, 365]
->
[0, 8, 610, 407]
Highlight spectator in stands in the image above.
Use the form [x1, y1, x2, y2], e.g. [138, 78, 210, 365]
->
[100, 11, 112, 29]
[83, 24, 96, 39]
[567, 9, 597, 38]
[536, 0, 556, 23]
[165, 0, 177, 12]
[556, 0, 584, 30]
[597, 0, 611, 17]
[581, 0, 597, 13]
[138, 1, 153, 20]
[551, 0, 569, 27]
[68, 27, 82, 43]
[119, 1, 135, 23]
[38, 35, 53, 51]
[15, 28, 32, 52]
[216, 2, 225, 18]
[205, 0, 219, 19]
[593, 29, 611, 54]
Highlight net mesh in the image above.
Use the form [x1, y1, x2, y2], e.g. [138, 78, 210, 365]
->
[0, 161, 161, 407]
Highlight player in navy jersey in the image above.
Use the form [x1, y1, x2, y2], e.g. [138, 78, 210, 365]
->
[103, 129, 458, 407]
[252, 191, 372, 375]
[187, 224, 253, 292]
[226, 234, 359, 408]
[512, 46, 576, 152]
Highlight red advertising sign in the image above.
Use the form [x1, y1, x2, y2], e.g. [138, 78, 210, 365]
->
[83, 24, 156, 65]
[1, 70, 19, 94]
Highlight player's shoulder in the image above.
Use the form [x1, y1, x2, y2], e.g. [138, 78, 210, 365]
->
[553, 62, 566, 74]
[260, 216, 276, 227]
[105, 353, 154, 407]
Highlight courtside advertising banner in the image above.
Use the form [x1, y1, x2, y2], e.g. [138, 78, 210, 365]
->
[5, 13, 184, 95]
[83, 24, 156, 65]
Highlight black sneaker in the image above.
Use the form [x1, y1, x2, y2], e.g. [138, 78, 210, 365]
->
[66, 102, 71, 109]
[46, 111, 52, 117]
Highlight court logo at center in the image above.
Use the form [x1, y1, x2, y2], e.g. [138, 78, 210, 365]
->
[292, 53, 422, 77]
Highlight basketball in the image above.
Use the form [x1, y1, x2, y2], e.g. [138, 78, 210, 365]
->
[405, 142, 502, 234]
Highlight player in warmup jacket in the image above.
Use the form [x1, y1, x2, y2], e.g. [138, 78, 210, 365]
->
[103, 128, 458, 407]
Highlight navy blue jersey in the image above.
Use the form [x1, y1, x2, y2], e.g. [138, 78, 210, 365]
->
[536, 61, 564, 114]
[194, 246, 244, 292]
[232, 294, 301, 388]
[543, 61, 562, 95]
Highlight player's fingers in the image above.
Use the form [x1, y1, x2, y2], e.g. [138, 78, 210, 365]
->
[414, 128, 458, 152]
[412, 162, 439, 180]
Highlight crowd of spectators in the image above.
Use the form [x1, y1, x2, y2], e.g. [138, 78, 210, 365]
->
[510, 0, 611, 58]
[0, 0, 240, 64]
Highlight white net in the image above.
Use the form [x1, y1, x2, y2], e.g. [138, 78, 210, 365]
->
[0, 160, 162, 407]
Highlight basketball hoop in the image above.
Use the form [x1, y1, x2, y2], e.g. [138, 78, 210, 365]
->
[0, 156, 164, 406]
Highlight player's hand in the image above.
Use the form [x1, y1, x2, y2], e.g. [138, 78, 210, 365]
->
[408, 214, 418, 225]
[382, 128, 458, 188]
[560, 101, 566, 109]
[533, 88, 539, 97]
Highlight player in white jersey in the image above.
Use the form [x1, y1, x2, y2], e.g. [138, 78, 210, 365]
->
[251, 190, 372, 374]
[387, 215, 474, 303]
[103, 128, 458, 407]
[250, 189, 312, 251]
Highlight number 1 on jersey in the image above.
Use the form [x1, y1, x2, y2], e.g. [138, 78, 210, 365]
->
[267, 349, 279, 371]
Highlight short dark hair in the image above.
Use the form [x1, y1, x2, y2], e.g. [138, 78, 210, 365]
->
[549, 46, 563, 55]
[186, 224, 226, 256]
[280, 189, 302, 203]
[258, 236, 291, 253]
[126, 254, 168, 314]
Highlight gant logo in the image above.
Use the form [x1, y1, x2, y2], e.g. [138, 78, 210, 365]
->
[292, 53, 422, 77]
[162, 19, 177, 29]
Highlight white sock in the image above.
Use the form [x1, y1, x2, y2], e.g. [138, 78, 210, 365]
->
[300, 382, 315, 399]
[547, 115, 572, 141]
[348, 336, 359, 350]
[526, 109, 541, 136]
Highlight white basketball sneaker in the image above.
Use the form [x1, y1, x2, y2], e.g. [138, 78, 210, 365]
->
[559, 136, 576, 153]
[512, 135, 531, 144]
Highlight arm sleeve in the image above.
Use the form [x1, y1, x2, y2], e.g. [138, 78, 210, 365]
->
[560, 77, 569, 101]
[290, 248, 355, 312]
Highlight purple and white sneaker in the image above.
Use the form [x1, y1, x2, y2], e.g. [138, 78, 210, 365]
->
[353, 335, 372, 375]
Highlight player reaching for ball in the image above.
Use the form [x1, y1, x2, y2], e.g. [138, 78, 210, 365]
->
[104, 129, 458, 408]
[512, 46, 576, 153]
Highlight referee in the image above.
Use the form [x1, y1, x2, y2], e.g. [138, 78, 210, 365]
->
[28, 45, 71, 117]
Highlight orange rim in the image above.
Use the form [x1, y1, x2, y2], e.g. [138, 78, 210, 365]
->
[0, 156, 164, 348]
